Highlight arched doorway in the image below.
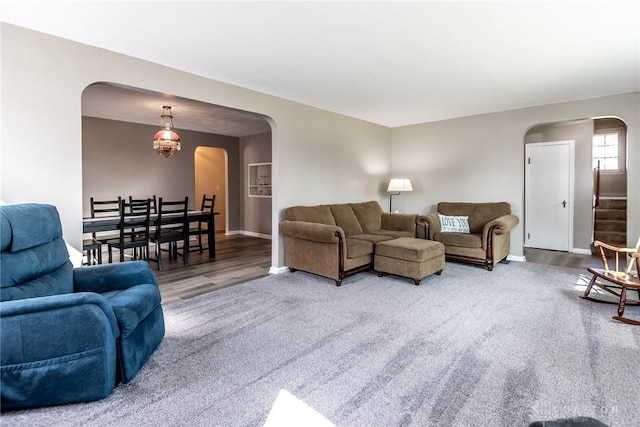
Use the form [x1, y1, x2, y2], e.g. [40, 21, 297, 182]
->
[524, 117, 628, 254]
[195, 147, 227, 233]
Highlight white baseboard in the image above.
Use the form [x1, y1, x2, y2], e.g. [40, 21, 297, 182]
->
[243, 231, 272, 240]
[269, 266, 289, 274]
[225, 230, 272, 240]
[507, 254, 526, 262]
[571, 248, 592, 255]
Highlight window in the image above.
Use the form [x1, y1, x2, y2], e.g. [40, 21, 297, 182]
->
[592, 131, 622, 171]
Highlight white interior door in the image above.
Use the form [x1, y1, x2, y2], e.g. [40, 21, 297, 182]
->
[525, 141, 574, 251]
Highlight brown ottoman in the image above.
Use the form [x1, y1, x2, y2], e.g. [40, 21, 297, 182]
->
[374, 237, 445, 285]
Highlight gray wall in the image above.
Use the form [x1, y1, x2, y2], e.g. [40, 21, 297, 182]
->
[2, 24, 639, 268]
[240, 132, 272, 236]
[82, 116, 242, 230]
[1, 23, 392, 270]
[391, 93, 640, 258]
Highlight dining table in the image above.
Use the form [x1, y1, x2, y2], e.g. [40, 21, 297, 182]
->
[83, 210, 219, 259]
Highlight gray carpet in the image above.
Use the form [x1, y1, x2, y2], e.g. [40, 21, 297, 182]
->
[3, 261, 639, 427]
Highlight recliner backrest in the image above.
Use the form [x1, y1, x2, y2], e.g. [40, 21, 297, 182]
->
[0, 204, 73, 301]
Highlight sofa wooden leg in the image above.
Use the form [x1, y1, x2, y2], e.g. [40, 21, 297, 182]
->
[289, 268, 297, 273]
[414, 279, 421, 286]
[486, 260, 494, 271]
[335, 280, 342, 286]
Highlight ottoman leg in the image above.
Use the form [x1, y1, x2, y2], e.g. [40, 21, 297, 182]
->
[414, 278, 421, 286]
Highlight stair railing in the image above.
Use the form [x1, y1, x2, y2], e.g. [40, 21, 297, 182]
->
[594, 160, 601, 208]
[591, 160, 600, 250]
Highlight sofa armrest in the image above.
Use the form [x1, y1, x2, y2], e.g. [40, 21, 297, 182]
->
[481, 214, 519, 250]
[73, 260, 158, 294]
[419, 213, 441, 239]
[381, 212, 417, 234]
[483, 214, 519, 236]
[279, 220, 344, 243]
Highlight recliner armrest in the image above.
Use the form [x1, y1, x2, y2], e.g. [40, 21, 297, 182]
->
[73, 260, 158, 294]
[1, 292, 119, 409]
[1, 292, 120, 344]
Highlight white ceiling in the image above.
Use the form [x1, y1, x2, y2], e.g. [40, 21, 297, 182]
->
[3, 1, 640, 134]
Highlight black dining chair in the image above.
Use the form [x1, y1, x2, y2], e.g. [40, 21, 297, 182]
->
[105, 198, 151, 263]
[149, 197, 189, 271]
[127, 196, 157, 258]
[82, 196, 122, 265]
[82, 237, 102, 265]
[189, 194, 216, 253]
[128, 195, 157, 214]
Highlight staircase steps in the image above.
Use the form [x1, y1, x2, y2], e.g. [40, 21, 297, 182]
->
[598, 198, 627, 210]
[594, 208, 626, 221]
[592, 197, 627, 254]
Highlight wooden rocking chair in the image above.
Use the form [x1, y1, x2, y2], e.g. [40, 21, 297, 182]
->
[580, 237, 640, 325]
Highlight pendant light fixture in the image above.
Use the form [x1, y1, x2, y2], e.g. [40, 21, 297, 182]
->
[153, 105, 181, 158]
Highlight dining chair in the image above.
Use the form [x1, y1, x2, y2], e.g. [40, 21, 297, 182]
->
[128, 195, 157, 258]
[82, 237, 102, 265]
[189, 194, 216, 253]
[129, 195, 157, 214]
[149, 197, 189, 271]
[105, 198, 151, 263]
[82, 196, 122, 265]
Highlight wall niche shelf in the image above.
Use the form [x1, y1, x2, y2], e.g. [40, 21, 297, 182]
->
[248, 162, 271, 198]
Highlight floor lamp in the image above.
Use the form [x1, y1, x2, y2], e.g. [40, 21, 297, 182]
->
[387, 178, 413, 212]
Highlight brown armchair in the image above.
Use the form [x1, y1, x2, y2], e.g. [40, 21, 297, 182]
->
[419, 202, 519, 271]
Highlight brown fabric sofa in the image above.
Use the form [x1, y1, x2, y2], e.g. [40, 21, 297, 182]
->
[419, 202, 519, 271]
[279, 201, 417, 285]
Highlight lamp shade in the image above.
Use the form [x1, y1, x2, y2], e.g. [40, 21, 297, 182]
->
[387, 178, 413, 192]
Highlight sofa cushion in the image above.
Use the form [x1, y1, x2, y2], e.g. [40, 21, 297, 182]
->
[329, 205, 363, 236]
[350, 234, 395, 244]
[434, 232, 483, 249]
[345, 238, 374, 259]
[284, 205, 336, 225]
[350, 201, 383, 233]
[471, 203, 511, 232]
[369, 229, 414, 239]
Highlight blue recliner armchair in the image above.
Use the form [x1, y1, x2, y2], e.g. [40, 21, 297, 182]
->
[0, 203, 165, 410]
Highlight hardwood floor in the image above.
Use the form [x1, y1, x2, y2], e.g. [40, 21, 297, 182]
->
[103, 234, 271, 304]
[154, 234, 271, 303]
[523, 247, 601, 270]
